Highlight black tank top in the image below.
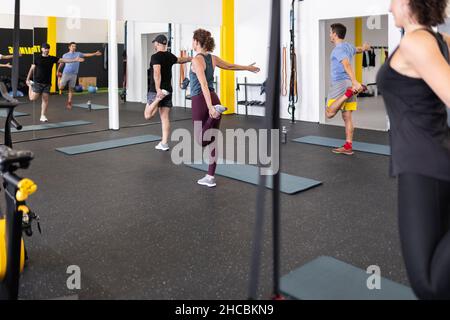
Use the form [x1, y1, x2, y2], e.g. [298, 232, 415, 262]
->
[377, 29, 450, 182]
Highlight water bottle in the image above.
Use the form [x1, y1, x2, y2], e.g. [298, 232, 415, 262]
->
[282, 126, 288, 144]
[87, 100, 92, 112]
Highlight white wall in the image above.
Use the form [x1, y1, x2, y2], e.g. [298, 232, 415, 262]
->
[117, 0, 221, 26]
[0, 0, 110, 20]
[0, 14, 47, 29]
[0, 0, 221, 26]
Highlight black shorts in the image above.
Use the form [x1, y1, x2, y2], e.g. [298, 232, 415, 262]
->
[32, 82, 51, 94]
[147, 91, 173, 108]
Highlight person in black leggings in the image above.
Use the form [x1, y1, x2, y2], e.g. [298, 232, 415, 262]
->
[377, 0, 450, 300]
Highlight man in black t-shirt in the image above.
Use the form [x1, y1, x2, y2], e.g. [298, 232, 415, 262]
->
[144, 34, 192, 151]
[26, 43, 84, 122]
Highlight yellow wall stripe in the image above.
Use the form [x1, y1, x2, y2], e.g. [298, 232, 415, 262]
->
[47, 17, 57, 93]
[354, 17, 363, 84]
[220, 0, 235, 114]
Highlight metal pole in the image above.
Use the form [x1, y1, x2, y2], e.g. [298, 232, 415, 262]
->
[11, 0, 20, 97]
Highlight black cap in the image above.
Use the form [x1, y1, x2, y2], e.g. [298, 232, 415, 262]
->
[152, 35, 168, 45]
[41, 43, 50, 49]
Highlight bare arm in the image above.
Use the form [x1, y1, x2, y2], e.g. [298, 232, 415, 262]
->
[402, 31, 450, 108]
[0, 54, 14, 60]
[192, 56, 215, 113]
[26, 65, 36, 83]
[58, 57, 84, 64]
[0, 63, 12, 68]
[57, 62, 65, 76]
[355, 42, 371, 54]
[82, 51, 102, 58]
[212, 55, 260, 73]
[153, 65, 162, 93]
[177, 56, 192, 64]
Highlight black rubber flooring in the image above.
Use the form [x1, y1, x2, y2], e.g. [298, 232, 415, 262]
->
[0, 94, 406, 300]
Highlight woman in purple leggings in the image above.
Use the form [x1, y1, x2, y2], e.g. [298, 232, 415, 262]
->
[190, 29, 260, 188]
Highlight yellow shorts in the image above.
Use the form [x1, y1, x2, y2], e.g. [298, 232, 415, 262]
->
[327, 99, 358, 112]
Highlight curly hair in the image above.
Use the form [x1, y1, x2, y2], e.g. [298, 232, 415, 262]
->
[193, 29, 216, 52]
[409, 0, 448, 26]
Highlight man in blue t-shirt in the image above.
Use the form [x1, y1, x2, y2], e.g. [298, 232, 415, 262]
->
[57, 42, 102, 109]
[326, 23, 371, 155]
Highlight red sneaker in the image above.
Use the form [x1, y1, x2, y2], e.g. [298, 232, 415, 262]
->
[332, 142, 354, 155]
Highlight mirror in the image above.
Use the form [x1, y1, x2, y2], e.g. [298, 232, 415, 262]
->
[322, 15, 390, 132]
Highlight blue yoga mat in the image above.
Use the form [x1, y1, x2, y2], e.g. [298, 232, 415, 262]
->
[56, 135, 162, 155]
[73, 104, 109, 110]
[187, 162, 322, 195]
[292, 136, 391, 156]
[1, 120, 93, 133]
[281, 256, 416, 300]
[0, 110, 29, 118]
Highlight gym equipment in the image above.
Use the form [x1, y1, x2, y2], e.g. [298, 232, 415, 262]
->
[0, 120, 93, 133]
[281, 46, 288, 96]
[73, 103, 108, 111]
[235, 77, 266, 116]
[187, 162, 321, 195]
[292, 136, 391, 156]
[74, 85, 83, 93]
[55, 135, 162, 155]
[287, 0, 299, 123]
[88, 86, 98, 94]
[0, 101, 40, 300]
[280, 256, 416, 300]
[0, 82, 18, 103]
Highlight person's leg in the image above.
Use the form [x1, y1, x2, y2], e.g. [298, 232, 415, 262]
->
[28, 82, 41, 101]
[144, 90, 169, 120]
[206, 92, 222, 177]
[326, 83, 366, 119]
[326, 92, 353, 119]
[398, 173, 450, 300]
[192, 92, 221, 187]
[159, 107, 171, 145]
[342, 111, 354, 143]
[40, 93, 49, 120]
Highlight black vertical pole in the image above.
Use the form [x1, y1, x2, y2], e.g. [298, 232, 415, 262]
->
[269, 0, 282, 300]
[248, 0, 281, 300]
[11, 0, 20, 97]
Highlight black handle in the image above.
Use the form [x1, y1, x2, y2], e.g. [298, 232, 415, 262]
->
[10, 117, 22, 131]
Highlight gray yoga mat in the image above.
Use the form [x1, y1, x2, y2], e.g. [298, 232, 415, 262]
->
[292, 136, 391, 156]
[56, 135, 162, 155]
[281, 256, 416, 300]
[187, 162, 322, 195]
[1, 120, 93, 133]
[73, 103, 109, 110]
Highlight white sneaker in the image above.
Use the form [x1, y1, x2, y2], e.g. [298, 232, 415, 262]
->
[214, 105, 228, 114]
[40, 115, 48, 122]
[155, 142, 170, 151]
[197, 175, 217, 188]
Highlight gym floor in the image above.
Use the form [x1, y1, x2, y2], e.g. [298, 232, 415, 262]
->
[1, 93, 407, 300]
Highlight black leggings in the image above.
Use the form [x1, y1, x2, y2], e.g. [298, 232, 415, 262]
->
[398, 173, 450, 300]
